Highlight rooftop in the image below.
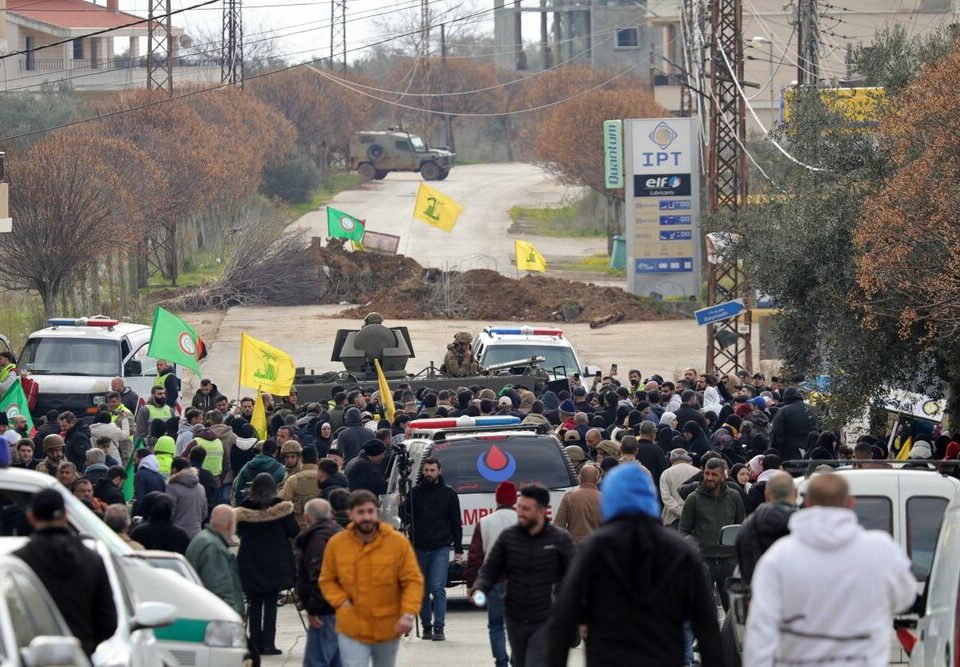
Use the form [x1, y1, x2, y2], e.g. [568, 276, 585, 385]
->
[8, 0, 146, 31]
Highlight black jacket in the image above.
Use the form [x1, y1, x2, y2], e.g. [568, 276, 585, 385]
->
[336, 410, 370, 462]
[15, 526, 118, 656]
[546, 516, 723, 667]
[296, 518, 342, 616]
[235, 498, 300, 594]
[770, 390, 815, 461]
[130, 520, 191, 554]
[63, 422, 92, 471]
[33, 422, 60, 456]
[345, 455, 387, 495]
[191, 385, 220, 412]
[401, 476, 463, 552]
[675, 405, 707, 431]
[636, 439, 667, 486]
[735, 501, 796, 583]
[94, 478, 125, 506]
[318, 473, 349, 500]
[475, 522, 576, 624]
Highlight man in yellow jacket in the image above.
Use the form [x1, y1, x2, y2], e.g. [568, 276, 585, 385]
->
[320, 489, 424, 666]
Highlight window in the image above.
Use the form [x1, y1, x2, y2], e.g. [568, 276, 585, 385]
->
[616, 27, 639, 49]
[929, 515, 960, 609]
[395, 140, 412, 151]
[907, 496, 948, 581]
[24, 36, 34, 70]
[2, 573, 36, 649]
[130, 341, 162, 377]
[851, 495, 893, 535]
[72, 38, 83, 60]
[480, 345, 580, 376]
[10, 571, 64, 639]
[409, 135, 427, 152]
[20, 337, 121, 376]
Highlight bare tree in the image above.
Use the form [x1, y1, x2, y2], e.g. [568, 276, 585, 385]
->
[183, 19, 285, 75]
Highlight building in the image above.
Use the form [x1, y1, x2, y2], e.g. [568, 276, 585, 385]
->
[0, 0, 218, 92]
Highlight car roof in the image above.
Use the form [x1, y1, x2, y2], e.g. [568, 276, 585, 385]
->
[406, 429, 551, 443]
[796, 468, 960, 500]
[28, 322, 148, 340]
[476, 331, 570, 346]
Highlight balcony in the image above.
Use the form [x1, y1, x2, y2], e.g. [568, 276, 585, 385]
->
[7, 55, 221, 91]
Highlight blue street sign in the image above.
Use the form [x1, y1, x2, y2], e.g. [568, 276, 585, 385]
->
[695, 299, 745, 326]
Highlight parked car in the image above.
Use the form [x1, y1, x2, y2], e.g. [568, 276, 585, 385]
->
[909, 502, 960, 667]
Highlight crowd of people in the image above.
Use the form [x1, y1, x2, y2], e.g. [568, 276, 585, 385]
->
[3, 355, 931, 667]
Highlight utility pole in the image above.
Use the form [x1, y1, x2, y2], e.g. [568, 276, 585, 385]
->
[330, 0, 346, 73]
[420, 0, 430, 137]
[796, 0, 819, 87]
[221, 0, 243, 86]
[146, 0, 173, 95]
[705, 0, 751, 375]
[440, 23, 454, 150]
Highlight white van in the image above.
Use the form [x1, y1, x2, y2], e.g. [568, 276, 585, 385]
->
[18, 317, 181, 418]
[380, 416, 578, 585]
[472, 327, 586, 379]
[910, 502, 960, 667]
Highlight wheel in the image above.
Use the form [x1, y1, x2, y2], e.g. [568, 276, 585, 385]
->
[374, 170, 388, 180]
[357, 162, 376, 181]
[366, 143, 384, 161]
[721, 612, 742, 667]
[438, 169, 449, 180]
[420, 161, 441, 181]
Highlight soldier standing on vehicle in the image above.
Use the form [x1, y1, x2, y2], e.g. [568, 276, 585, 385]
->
[442, 332, 480, 377]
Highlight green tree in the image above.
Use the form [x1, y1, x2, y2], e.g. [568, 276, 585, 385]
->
[261, 152, 322, 204]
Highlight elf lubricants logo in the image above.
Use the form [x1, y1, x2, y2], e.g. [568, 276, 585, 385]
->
[634, 174, 690, 197]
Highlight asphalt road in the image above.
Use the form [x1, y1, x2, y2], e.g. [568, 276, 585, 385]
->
[290, 163, 606, 273]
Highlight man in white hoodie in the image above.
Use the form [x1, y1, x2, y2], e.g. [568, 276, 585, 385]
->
[744, 473, 916, 667]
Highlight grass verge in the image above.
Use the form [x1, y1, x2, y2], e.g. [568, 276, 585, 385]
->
[556, 252, 626, 277]
[288, 172, 362, 217]
[508, 192, 607, 237]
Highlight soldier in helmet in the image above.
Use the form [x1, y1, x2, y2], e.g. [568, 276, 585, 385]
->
[443, 332, 480, 377]
[280, 440, 303, 481]
[363, 312, 384, 326]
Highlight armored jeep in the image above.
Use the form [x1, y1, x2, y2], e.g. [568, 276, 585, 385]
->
[350, 130, 455, 181]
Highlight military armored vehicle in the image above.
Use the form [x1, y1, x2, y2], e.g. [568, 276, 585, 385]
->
[349, 130, 455, 182]
[291, 316, 568, 404]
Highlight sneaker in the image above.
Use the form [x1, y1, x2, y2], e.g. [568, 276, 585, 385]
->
[432, 631, 446, 641]
[421, 629, 433, 640]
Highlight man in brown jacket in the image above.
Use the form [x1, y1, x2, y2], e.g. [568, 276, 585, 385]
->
[278, 445, 320, 527]
[554, 465, 602, 544]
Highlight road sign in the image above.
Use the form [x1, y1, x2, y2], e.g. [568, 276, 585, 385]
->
[695, 298, 745, 326]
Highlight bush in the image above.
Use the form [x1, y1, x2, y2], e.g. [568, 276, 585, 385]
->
[261, 153, 321, 204]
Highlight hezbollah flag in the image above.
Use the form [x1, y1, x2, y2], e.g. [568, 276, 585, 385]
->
[374, 359, 395, 423]
[0, 379, 34, 435]
[251, 390, 268, 440]
[147, 306, 206, 375]
[327, 207, 365, 242]
[413, 183, 463, 233]
[239, 332, 296, 395]
[515, 239, 547, 272]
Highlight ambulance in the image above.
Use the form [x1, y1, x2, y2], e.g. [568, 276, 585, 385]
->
[380, 416, 578, 585]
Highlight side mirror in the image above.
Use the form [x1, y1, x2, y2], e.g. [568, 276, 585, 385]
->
[123, 359, 142, 376]
[719, 524, 741, 547]
[21, 636, 88, 667]
[132, 601, 177, 631]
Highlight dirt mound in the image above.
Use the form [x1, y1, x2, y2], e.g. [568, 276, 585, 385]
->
[317, 246, 677, 323]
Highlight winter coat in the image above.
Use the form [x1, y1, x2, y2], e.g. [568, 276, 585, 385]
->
[185, 527, 244, 617]
[399, 476, 463, 552]
[659, 462, 700, 525]
[14, 526, 118, 655]
[89, 422, 126, 465]
[554, 484, 602, 544]
[636, 438, 667, 486]
[318, 473, 349, 500]
[133, 455, 166, 514]
[770, 389, 816, 461]
[191, 385, 220, 412]
[735, 500, 796, 584]
[676, 405, 708, 431]
[679, 482, 745, 557]
[166, 468, 208, 538]
[130, 493, 191, 554]
[546, 516, 723, 667]
[94, 477, 125, 506]
[681, 421, 712, 466]
[474, 522, 576, 624]
[744, 507, 916, 667]
[232, 453, 285, 505]
[345, 454, 387, 495]
[63, 422, 92, 471]
[193, 465, 217, 513]
[235, 498, 299, 595]
[278, 463, 319, 527]
[208, 424, 236, 484]
[319, 522, 424, 644]
[336, 409, 370, 462]
[296, 518, 342, 617]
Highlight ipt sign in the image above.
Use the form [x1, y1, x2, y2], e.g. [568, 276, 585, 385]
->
[633, 120, 693, 174]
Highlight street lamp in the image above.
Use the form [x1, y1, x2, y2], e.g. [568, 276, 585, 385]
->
[750, 35, 775, 125]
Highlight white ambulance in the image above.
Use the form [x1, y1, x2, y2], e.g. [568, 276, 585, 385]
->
[380, 416, 578, 586]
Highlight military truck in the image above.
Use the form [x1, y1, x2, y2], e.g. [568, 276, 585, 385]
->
[349, 130, 455, 182]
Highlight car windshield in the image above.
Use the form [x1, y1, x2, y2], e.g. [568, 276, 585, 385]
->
[481, 345, 579, 376]
[427, 435, 575, 494]
[409, 135, 427, 151]
[20, 337, 120, 376]
[907, 496, 948, 581]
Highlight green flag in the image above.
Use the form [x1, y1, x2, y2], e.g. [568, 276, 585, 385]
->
[327, 207, 365, 242]
[122, 439, 144, 503]
[0, 379, 34, 434]
[146, 306, 204, 375]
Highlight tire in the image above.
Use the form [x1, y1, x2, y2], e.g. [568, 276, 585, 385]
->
[366, 143, 384, 161]
[420, 161, 441, 181]
[438, 169, 449, 180]
[374, 169, 388, 180]
[721, 612, 742, 667]
[357, 162, 376, 181]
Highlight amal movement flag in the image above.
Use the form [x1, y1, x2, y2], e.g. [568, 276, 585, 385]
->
[327, 207, 366, 242]
[413, 183, 463, 233]
[0, 379, 34, 435]
[515, 240, 547, 273]
[146, 306, 206, 375]
[239, 332, 296, 396]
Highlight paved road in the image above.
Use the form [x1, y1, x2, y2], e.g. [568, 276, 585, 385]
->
[291, 163, 606, 273]
[264, 590, 587, 667]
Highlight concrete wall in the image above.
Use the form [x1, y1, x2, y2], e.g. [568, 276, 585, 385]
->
[590, 5, 651, 70]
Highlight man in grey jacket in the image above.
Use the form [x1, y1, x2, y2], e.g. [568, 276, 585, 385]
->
[167, 457, 208, 538]
[186, 505, 244, 617]
[660, 449, 700, 527]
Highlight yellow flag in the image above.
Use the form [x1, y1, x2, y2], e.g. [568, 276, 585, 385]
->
[374, 358, 395, 423]
[251, 390, 267, 440]
[515, 239, 547, 272]
[413, 183, 463, 232]
[239, 332, 296, 395]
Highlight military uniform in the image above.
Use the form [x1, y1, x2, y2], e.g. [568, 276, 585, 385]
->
[443, 331, 480, 377]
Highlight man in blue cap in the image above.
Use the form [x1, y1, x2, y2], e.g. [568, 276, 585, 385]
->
[545, 464, 722, 666]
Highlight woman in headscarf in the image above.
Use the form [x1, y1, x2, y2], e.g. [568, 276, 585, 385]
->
[235, 472, 300, 656]
[656, 412, 679, 456]
[703, 386, 723, 416]
[681, 420, 712, 466]
[313, 421, 333, 457]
